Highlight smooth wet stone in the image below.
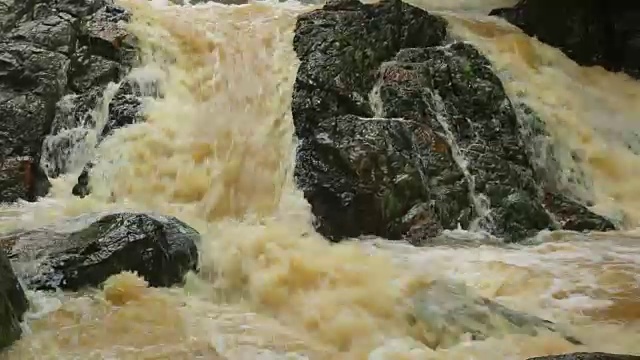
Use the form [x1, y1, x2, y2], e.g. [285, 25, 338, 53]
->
[0, 212, 200, 291]
[0, 249, 28, 350]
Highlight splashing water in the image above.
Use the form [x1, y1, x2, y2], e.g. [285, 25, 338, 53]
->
[1, 0, 640, 359]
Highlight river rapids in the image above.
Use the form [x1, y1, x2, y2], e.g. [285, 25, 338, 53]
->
[0, 0, 639, 359]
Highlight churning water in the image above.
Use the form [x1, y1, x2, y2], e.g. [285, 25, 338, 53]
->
[1, 0, 640, 359]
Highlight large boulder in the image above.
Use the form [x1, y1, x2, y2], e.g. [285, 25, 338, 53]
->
[0, 212, 200, 291]
[291, 0, 615, 244]
[490, 1, 640, 79]
[0, 0, 143, 203]
[527, 353, 640, 360]
[0, 249, 28, 350]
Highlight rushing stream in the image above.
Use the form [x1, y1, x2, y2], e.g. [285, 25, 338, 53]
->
[1, 0, 640, 359]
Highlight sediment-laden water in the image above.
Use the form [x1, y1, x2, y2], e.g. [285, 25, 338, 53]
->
[1, 0, 639, 359]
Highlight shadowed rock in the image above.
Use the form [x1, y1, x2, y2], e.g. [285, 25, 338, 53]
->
[0, 156, 51, 203]
[291, 0, 615, 244]
[0, 0, 141, 202]
[68, 79, 147, 198]
[527, 353, 640, 360]
[71, 162, 93, 198]
[0, 249, 28, 350]
[513, 103, 616, 231]
[543, 192, 615, 232]
[37, 4, 143, 183]
[490, 1, 640, 80]
[0, 212, 200, 291]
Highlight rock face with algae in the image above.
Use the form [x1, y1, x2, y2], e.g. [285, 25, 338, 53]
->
[291, 0, 615, 244]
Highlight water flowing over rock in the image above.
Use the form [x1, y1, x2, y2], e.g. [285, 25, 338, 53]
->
[0, 0, 143, 203]
[490, 1, 640, 80]
[410, 280, 580, 349]
[0, 249, 28, 350]
[291, 0, 615, 244]
[0, 212, 200, 291]
[527, 353, 640, 360]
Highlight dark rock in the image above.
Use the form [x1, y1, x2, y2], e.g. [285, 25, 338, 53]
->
[0, 0, 140, 202]
[543, 192, 616, 232]
[0, 40, 70, 96]
[0, 93, 53, 158]
[527, 353, 640, 360]
[2, 212, 200, 291]
[71, 162, 92, 198]
[66, 81, 145, 198]
[0, 43, 60, 202]
[39, 90, 101, 178]
[99, 80, 144, 141]
[513, 103, 617, 231]
[80, 4, 135, 63]
[490, 1, 640, 79]
[0, 249, 28, 350]
[0, 66, 63, 202]
[293, 0, 453, 243]
[53, 0, 106, 18]
[49, 90, 103, 135]
[41, 78, 145, 182]
[512, 102, 561, 185]
[69, 46, 122, 93]
[292, 0, 613, 244]
[0, 156, 51, 202]
[7, 12, 77, 53]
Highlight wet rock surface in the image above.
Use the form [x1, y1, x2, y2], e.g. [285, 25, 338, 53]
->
[0, 0, 143, 202]
[527, 353, 640, 360]
[513, 103, 616, 231]
[0, 212, 200, 291]
[66, 80, 146, 198]
[411, 280, 580, 349]
[291, 0, 615, 244]
[490, 1, 640, 79]
[0, 249, 28, 350]
[543, 192, 616, 232]
[0, 156, 51, 202]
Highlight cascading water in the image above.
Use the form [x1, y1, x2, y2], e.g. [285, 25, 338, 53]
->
[1, 0, 639, 359]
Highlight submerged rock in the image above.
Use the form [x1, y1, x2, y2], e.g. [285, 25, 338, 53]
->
[527, 353, 640, 360]
[410, 280, 580, 349]
[0, 249, 28, 350]
[490, 1, 640, 79]
[291, 0, 614, 244]
[1, 212, 200, 291]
